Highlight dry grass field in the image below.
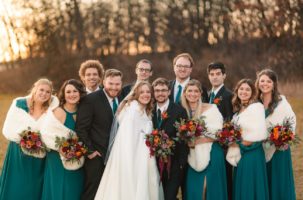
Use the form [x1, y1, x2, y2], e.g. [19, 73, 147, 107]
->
[0, 92, 302, 199]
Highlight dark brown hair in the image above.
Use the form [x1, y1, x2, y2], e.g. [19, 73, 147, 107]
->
[232, 79, 257, 113]
[255, 69, 281, 115]
[58, 79, 86, 107]
[152, 77, 170, 89]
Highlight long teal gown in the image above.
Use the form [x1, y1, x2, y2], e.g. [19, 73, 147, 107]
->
[0, 98, 45, 200]
[41, 108, 84, 200]
[186, 142, 227, 200]
[265, 110, 296, 200]
[233, 142, 269, 200]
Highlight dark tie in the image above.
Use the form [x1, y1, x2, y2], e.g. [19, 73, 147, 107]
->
[175, 85, 182, 103]
[112, 98, 118, 114]
[209, 92, 215, 104]
[157, 109, 162, 128]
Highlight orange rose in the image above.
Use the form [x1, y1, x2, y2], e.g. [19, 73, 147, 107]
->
[273, 127, 279, 140]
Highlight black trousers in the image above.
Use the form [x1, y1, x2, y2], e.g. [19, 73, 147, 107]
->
[81, 156, 105, 200]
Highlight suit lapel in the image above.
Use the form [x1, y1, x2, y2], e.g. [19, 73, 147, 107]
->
[100, 90, 114, 118]
[160, 101, 174, 129]
[215, 86, 225, 99]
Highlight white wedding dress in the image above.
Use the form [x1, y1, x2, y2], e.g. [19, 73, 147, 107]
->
[94, 100, 164, 200]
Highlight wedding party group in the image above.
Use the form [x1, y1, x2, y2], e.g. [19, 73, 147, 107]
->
[0, 52, 297, 200]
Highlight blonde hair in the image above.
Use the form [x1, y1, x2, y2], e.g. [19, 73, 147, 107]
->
[28, 78, 53, 113]
[173, 53, 195, 68]
[181, 79, 203, 119]
[118, 81, 154, 116]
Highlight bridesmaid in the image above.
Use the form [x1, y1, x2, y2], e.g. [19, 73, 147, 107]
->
[256, 69, 296, 200]
[182, 79, 227, 200]
[0, 78, 58, 200]
[41, 79, 86, 200]
[226, 79, 269, 200]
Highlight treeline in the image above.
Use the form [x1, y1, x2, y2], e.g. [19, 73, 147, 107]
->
[0, 0, 302, 91]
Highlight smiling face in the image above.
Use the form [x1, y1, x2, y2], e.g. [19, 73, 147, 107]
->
[135, 62, 153, 81]
[174, 57, 192, 82]
[258, 74, 274, 95]
[138, 84, 152, 105]
[64, 84, 80, 105]
[83, 67, 101, 91]
[103, 75, 122, 98]
[33, 84, 52, 104]
[237, 83, 252, 103]
[184, 85, 201, 104]
[153, 84, 170, 104]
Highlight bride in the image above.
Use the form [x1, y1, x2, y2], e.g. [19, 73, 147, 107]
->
[94, 81, 164, 200]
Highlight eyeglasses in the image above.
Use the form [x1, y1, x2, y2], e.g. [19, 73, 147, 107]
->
[175, 64, 191, 69]
[154, 89, 169, 93]
[137, 68, 151, 73]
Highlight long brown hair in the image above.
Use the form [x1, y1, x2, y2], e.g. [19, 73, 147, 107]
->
[255, 69, 281, 115]
[28, 78, 53, 113]
[119, 81, 154, 116]
[181, 79, 203, 119]
[232, 79, 257, 113]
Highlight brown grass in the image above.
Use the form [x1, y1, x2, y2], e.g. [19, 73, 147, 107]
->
[0, 90, 302, 199]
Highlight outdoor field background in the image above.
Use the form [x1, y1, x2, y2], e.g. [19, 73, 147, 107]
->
[0, 85, 302, 199]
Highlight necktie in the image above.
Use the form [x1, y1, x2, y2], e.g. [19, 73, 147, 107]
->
[157, 109, 162, 128]
[209, 92, 215, 104]
[175, 85, 182, 103]
[112, 98, 118, 114]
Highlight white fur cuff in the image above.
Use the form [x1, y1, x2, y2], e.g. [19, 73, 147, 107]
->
[188, 142, 212, 172]
[226, 146, 241, 167]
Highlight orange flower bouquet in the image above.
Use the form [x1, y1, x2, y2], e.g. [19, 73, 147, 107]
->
[55, 132, 88, 170]
[174, 118, 207, 143]
[19, 128, 48, 158]
[145, 129, 176, 181]
[265, 118, 300, 151]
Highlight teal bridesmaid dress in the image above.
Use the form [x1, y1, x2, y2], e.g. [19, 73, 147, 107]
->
[186, 142, 227, 200]
[265, 110, 296, 200]
[0, 98, 45, 200]
[233, 142, 269, 200]
[41, 108, 84, 200]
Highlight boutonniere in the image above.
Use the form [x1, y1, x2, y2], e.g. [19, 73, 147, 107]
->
[213, 96, 222, 105]
[161, 111, 169, 120]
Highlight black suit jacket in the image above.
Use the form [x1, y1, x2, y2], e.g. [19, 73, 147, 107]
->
[169, 79, 209, 103]
[120, 82, 135, 100]
[152, 101, 188, 167]
[209, 85, 233, 121]
[75, 89, 114, 156]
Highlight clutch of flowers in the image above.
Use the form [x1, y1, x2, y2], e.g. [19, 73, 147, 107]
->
[55, 132, 88, 170]
[19, 128, 47, 158]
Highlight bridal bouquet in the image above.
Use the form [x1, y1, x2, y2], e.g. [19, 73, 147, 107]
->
[145, 129, 176, 180]
[174, 118, 207, 143]
[19, 128, 48, 158]
[55, 132, 88, 170]
[265, 118, 300, 151]
[216, 121, 242, 146]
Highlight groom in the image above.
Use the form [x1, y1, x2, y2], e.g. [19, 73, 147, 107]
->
[76, 68, 123, 200]
[152, 77, 188, 200]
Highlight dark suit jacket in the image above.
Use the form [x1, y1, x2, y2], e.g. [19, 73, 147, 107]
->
[152, 101, 189, 167]
[169, 79, 209, 103]
[209, 85, 233, 121]
[75, 89, 114, 156]
[120, 82, 135, 100]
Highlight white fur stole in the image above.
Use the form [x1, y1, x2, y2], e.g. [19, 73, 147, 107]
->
[2, 96, 59, 142]
[226, 102, 267, 166]
[188, 105, 223, 172]
[263, 95, 296, 162]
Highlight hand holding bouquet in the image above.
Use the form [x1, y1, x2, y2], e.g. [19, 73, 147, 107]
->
[19, 127, 48, 158]
[216, 121, 242, 147]
[55, 132, 88, 170]
[145, 129, 176, 181]
[174, 118, 207, 144]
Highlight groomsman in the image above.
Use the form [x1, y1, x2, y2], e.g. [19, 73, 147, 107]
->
[169, 53, 208, 104]
[120, 59, 153, 99]
[76, 69, 123, 200]
[152, 78, 188, 200]
[207, 61, 233, 200]
[78, 60, 104, 93]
